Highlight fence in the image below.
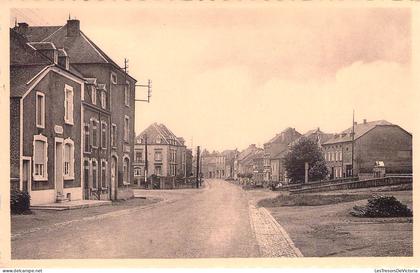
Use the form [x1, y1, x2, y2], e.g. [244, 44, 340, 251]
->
[289, 175, 412, 194]
[134, 176, 201, 189]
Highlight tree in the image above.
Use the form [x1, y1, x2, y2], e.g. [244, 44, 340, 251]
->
[283, 137, 328, 183]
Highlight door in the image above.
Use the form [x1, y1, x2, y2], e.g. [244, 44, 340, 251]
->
[83, 160, 90, 199]
[111, 156, 117, 200]
[22, 159, 31, 193]
[55, 141, 64, 196]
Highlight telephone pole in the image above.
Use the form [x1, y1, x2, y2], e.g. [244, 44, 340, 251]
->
[351, 110, 355, 177]
[144, 134, 149, 188]
[196, 146, 200, 188]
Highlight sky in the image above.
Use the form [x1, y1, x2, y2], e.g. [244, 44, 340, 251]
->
[10, 6, 414, 152]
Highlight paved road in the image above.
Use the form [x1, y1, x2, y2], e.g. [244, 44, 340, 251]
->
[12, 179, 261, 259]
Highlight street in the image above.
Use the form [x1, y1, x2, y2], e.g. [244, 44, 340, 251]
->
[12, 179, 265, 259]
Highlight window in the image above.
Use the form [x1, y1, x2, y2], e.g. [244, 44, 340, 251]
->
[101, 122, 107, 149]
[91, 119, 99, 148]
[33, 135, 48, 180]
[64, 84, 74, 124]
[101, 91, 107, 109]
[111, 72, 117, 85]
[124, 82, 130, 107]
[92, 159, 98, 189]
[63, 139, 74, 180]
[123, 157, 130, 184]
[135, 151, 143, 162]
[84, 160, 90, 189]
[124, 116, 129, 142]
[91, 86, 97, 105]
[84, 123, 90, 153]
[101, 160, 107, 188]
[134, 168, 142, 176]
[155, 150, 162, 161]
[156, 137, 161, 144]
[155, 165, 162, 176]
[36, 92, 45, 128]
[111, 124, 117, 148]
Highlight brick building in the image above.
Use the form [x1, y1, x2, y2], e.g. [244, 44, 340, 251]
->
[10, 28, 85, 205]
[12, 18, 138, 202]
[233, 144, 261, 180]
[322, 120, 412, 179]
[263, 128, 301, 184]
[201, 151, 226, 179]
[133, 123, 187, 188]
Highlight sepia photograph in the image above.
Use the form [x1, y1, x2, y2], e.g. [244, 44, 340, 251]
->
[3, 2, 417, 267]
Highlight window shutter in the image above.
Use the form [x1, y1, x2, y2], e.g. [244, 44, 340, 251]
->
[34, 140, 45, 164]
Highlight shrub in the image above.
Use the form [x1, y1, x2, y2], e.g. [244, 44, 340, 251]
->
[350, 195, 412, 217]
[10, 189, 31, 214]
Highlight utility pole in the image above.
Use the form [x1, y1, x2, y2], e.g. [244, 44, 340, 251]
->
[144, 134, 148, 189]
[196, 146, 200, 188]
[351, 110, 355, 177]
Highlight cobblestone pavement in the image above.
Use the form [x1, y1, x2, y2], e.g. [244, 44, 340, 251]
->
[248, 203, 303, 257]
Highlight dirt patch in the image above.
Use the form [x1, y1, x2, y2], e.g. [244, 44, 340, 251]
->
[258, 193, 372, 207]
[265, 190, 412, 257]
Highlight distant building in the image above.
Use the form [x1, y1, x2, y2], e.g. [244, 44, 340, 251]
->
[322, 120, 412, 179]
[263, 128, 301, 184]
[133, 123, 187, 187]
[234, 144, 261, 180]
[221, 149, 239, 179]
[201, 151, 226, 179]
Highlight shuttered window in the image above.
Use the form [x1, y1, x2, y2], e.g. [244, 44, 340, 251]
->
[63, 139, 74, 179]
[64, 85, 74, 125]
[36, 92, 45, 128]
[33, 135, 48, 181]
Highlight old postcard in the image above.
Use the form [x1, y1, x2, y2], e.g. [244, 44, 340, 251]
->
[1, 1, 419, 270]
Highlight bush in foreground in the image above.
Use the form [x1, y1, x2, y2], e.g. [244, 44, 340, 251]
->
[10, 189, 31, 214]
[350, 195, 412, 218]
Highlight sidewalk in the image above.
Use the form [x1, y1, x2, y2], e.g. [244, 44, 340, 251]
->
[30, 200, 111, 211]
[246, 188, 303, 257]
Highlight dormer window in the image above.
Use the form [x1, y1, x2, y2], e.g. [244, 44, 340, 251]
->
[91, 86, 97, 105]
[101, 91, 107, 109]
[111, 72, 117, 85]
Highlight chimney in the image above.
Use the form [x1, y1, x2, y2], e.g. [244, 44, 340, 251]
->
[354, 121, 358, 125]
[15, 22, 29, 36]
[67, 19, 80, 37]
[363, 119, 367, 124]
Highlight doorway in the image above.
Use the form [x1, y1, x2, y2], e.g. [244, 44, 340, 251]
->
[55, 139, 64, 198]
[22, 158, 31, 193]
[111, 156, 117, 200]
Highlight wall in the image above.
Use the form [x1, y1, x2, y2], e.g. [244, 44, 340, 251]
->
[23, 71, 82, 193]
[10, 98, 20, 180]
[355, 125, 412, 174]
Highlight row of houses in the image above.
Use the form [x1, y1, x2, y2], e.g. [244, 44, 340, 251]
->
[201, 120, 412, 184]
[10, 19, 137, 205]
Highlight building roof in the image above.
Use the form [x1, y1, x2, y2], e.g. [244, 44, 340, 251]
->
[323, 120, 393, 145]
[265, 127, 299, 144]
[10, 65, 51, 98]
[271, 149, 289, 160]
[237, 144, 259, 161]
[21, 25, 62, 42]
[28, 42, 57, 50]
[135, 123, 185, 146]
[17, 21, 136, 82]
